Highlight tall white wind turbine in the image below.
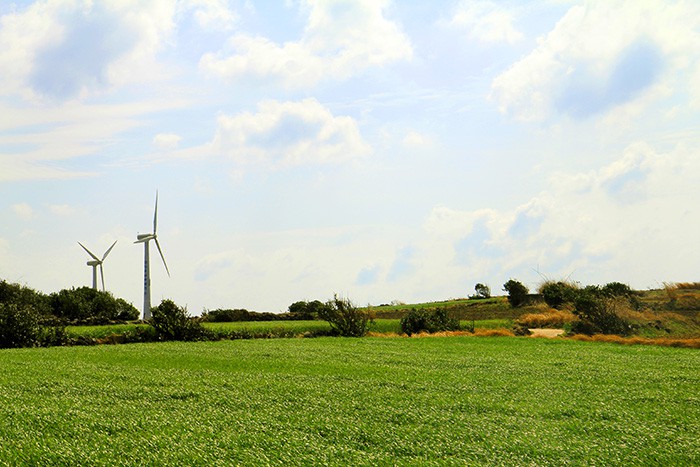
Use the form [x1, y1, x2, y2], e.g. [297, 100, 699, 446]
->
[135, 191, 170, 320]
[78, 241, 117, 291]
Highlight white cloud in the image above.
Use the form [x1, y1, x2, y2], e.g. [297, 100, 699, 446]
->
[153, 132, 182, 149]
[199, 0, 412, 87]
[402, 130, 430, 147]
[184, 0, 237, 31]
[414, 141, 700, 291]
[447, 1, 523, 44]
[212, 98, 371, 167]
[0, 0, 176, 101]
[49, 204, 76, 216]
[12, 203, 35, 220]
[0, 97, 189, 181]
[491, 1, 700, 121]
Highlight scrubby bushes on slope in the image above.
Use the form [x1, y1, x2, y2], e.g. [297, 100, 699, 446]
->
[400, 307, 461, 336]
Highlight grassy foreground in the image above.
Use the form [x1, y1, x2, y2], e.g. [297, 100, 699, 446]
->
[0, 337, 698, 465]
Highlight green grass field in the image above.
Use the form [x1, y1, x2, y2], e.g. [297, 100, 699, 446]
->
[0, 336, 697, 465]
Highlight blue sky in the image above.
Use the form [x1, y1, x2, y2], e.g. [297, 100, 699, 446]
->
[1, 0, 699, 314]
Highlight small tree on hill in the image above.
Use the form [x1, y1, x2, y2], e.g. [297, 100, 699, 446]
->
[318, 295, 371, 337]
[503, 279, 529, 307]
[471, 283, 491, 299]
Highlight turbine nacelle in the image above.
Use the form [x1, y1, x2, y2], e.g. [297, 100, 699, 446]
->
[135, 233, 156, 243]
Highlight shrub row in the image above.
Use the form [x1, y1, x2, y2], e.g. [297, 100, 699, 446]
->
[1, 280, 139, 325]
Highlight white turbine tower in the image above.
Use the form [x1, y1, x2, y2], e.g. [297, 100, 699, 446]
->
[78, 241, 117, 291]
[135, 191, 170, 320]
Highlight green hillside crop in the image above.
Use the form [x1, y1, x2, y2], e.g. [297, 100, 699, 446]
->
[0, 337, 697, 465]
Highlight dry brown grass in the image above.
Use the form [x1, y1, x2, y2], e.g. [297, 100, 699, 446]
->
[368, 329, 516, 338]
[472, 328, 515, 337]
[516, 309, 576, 328]
[569, 334, 700, 349]
[672, 282, 700, 290]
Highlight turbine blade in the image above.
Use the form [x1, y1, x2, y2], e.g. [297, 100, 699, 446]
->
[155, 238, 170, 277]
[100, 264, 106, 291]
[78, 242, 100, 261]
[153, 190, 159, 234]
[102, 240, 117, 261]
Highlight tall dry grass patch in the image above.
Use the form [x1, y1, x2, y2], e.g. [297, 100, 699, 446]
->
[516, 309, 576, 328]
[570, 334, 700, 349]
[663, 282, 700, 310]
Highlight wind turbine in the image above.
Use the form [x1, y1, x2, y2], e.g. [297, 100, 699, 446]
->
[78, 241, 117, 291]
[135, 191, 170, 320]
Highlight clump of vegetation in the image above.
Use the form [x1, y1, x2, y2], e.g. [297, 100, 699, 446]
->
[539, 280, 579, 309]
[503, 279, 529, 307]
[570, 292, 631, 336]
[0, 281, 67, 348]
[287, 300, 328, 320]
[317, 295, 371, 337]
[48, 287, 138, 324]
[0, 303, 66, 348]
[150, 299, 210, 341]
[0, 280, 51, 314]
[201, 303, 324, 322]
[400, 307, 461, 336]
[469, 283, 491, 299]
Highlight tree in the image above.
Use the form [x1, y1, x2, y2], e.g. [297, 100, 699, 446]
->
[503, 279, 529, 307]
[472, 283, 491, 299]
[150, 299, 209, 341]
[318, 295, 371, 337]
[288, 300, 328, 319]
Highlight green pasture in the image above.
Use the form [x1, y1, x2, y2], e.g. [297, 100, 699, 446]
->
[0, 336, 697, 465]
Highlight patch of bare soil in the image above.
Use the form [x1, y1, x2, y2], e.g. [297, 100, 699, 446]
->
[529, 328, 565, 338]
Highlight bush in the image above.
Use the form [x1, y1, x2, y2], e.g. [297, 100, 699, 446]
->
[115, 298, 139, 321]
[503, 279, 529, 307]
[201, 308, 253, 322]
[601, 282, 633, 298]
[318, 295, 371, 337]
[539, 281, 579, 309]
[571, 293, 631, 336]
[48, 287, 138, 324]
[400, 307, 461, 336]
[0, 303, 66, 348]
[150, 299, 210, 341]
[0, 280, 51, 314]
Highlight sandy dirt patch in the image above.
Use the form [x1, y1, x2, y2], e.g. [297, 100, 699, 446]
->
[529, 328, 565, 338]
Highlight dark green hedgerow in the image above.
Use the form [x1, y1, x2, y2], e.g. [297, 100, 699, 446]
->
[400, 307, 461, 336]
